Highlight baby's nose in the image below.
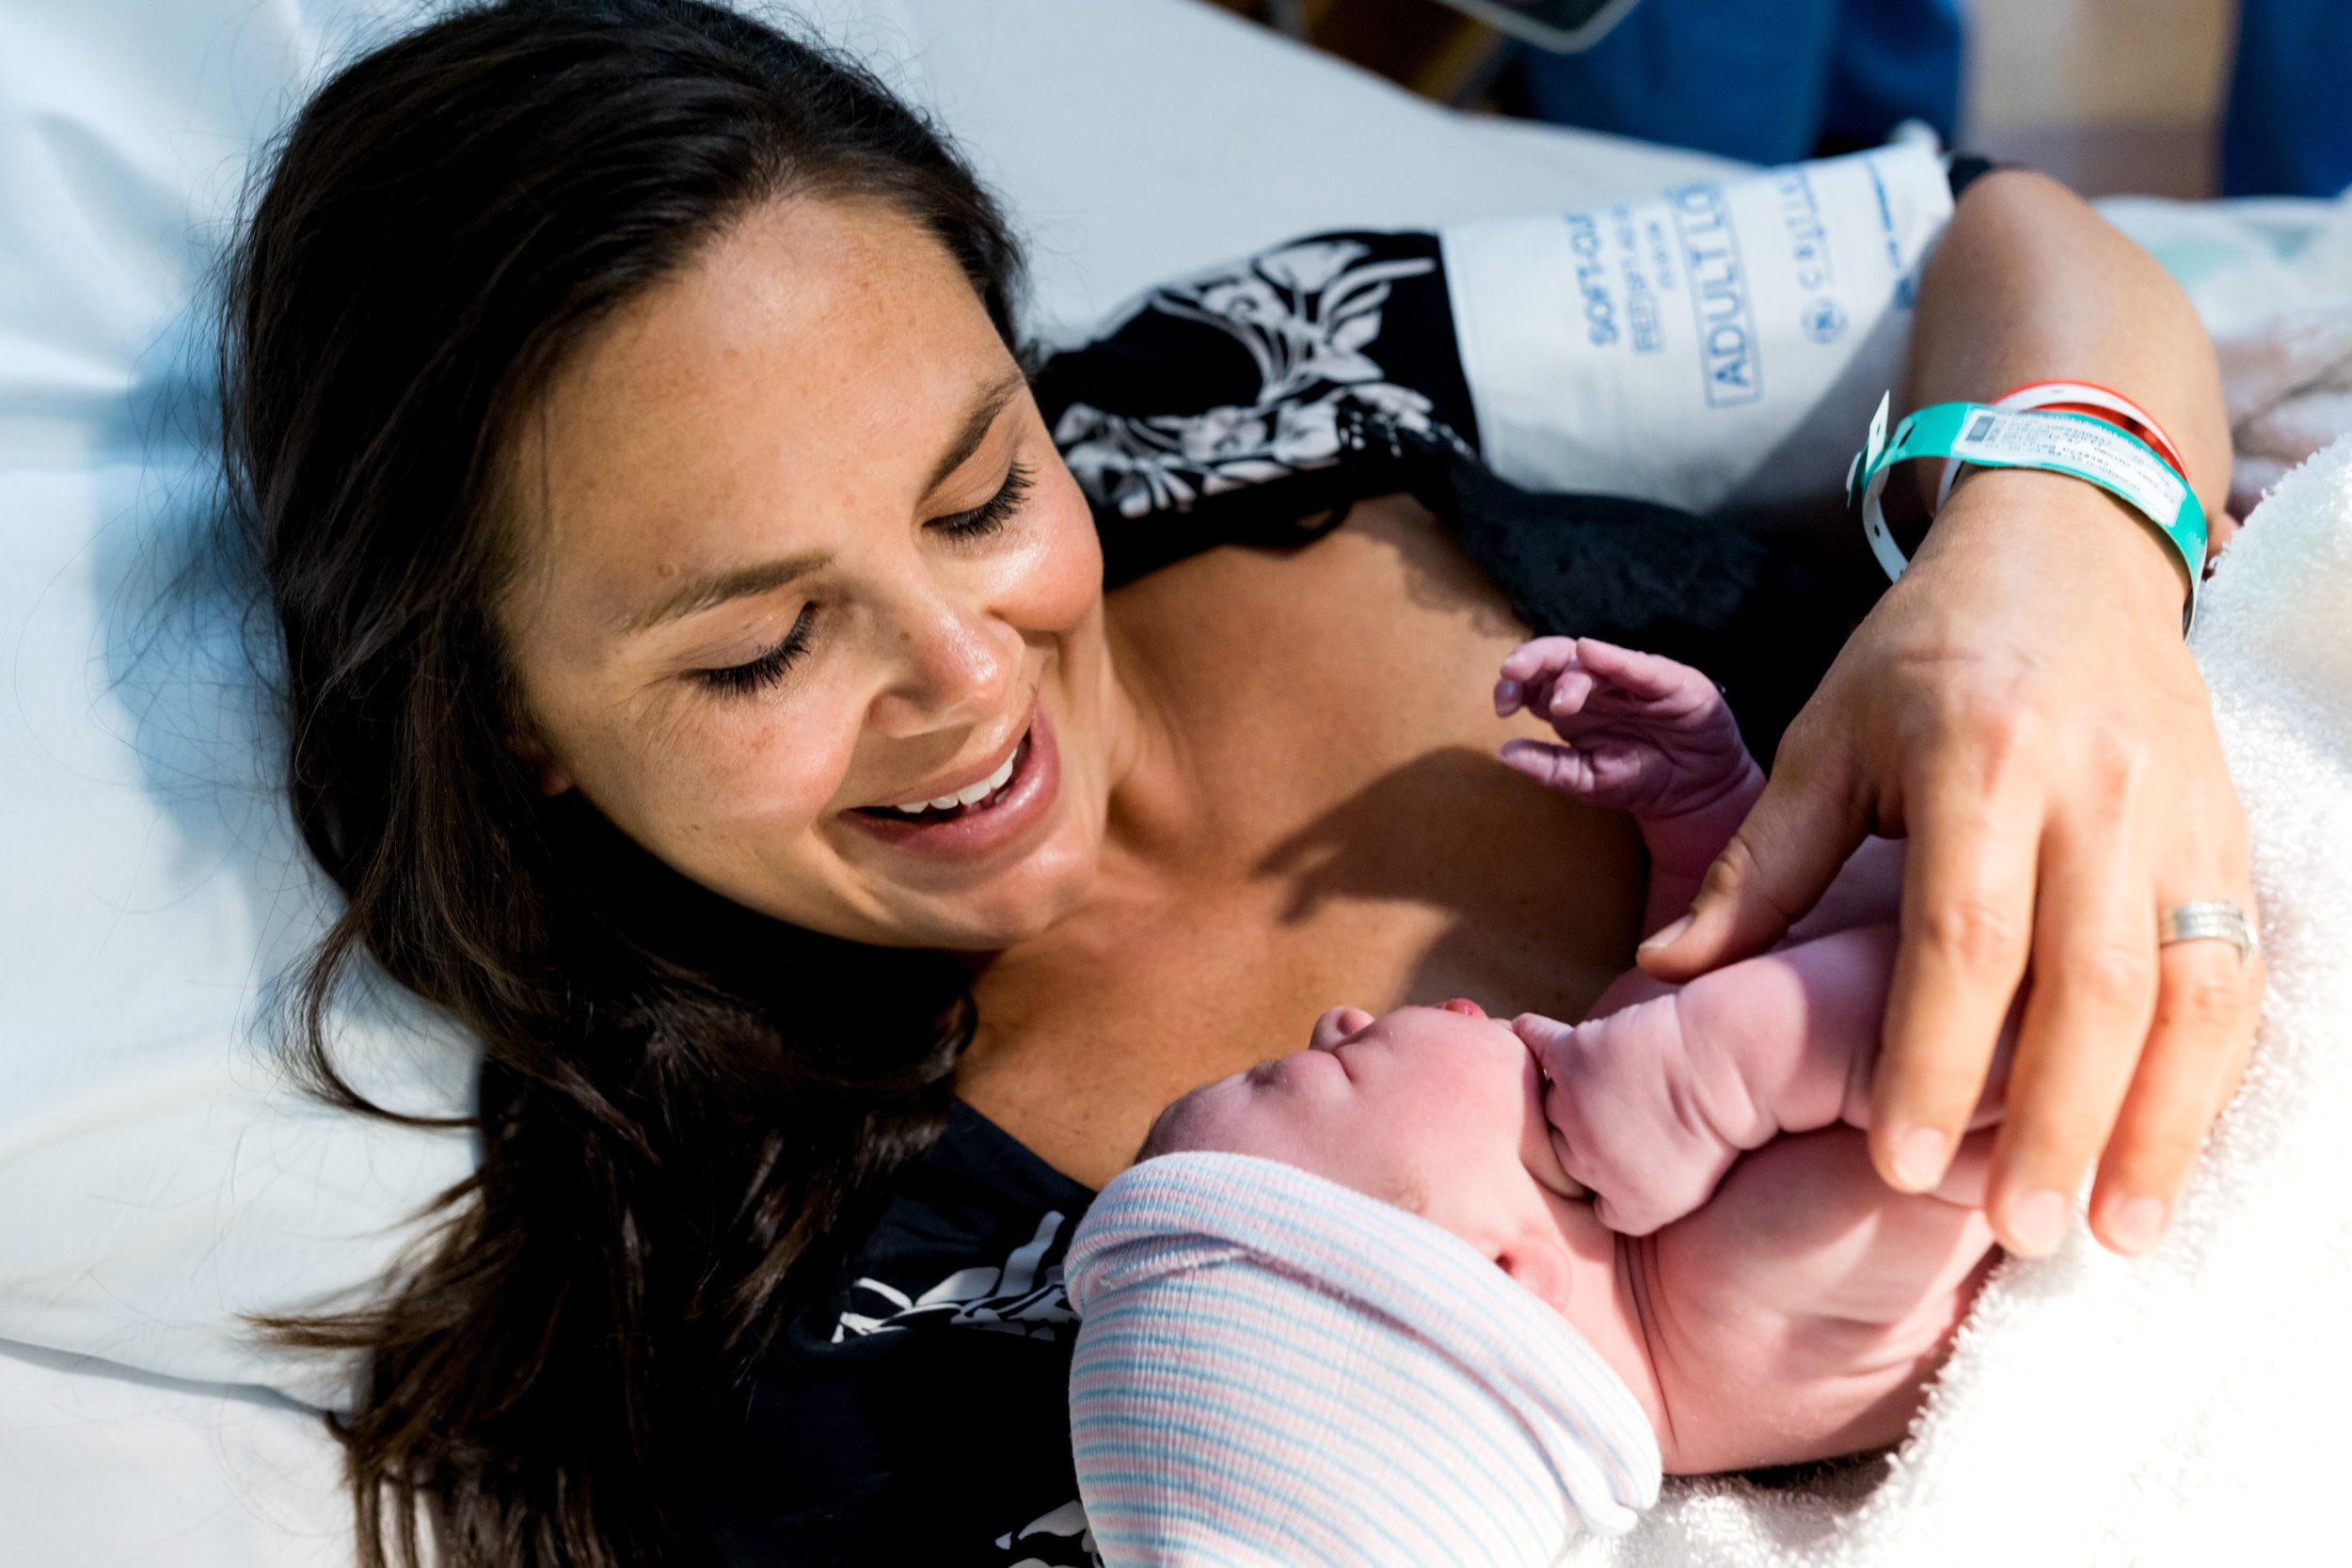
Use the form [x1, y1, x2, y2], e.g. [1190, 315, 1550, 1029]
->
[1438, 997, 1486, 1019]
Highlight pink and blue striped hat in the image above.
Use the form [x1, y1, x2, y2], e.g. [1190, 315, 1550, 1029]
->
[1065, 1150, 1661, 1568]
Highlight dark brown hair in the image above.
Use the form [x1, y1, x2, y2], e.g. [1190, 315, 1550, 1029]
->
[218, 3, 1024, 1562]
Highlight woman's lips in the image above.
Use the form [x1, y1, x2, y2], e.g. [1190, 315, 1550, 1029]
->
[840, 705, 1060, 862]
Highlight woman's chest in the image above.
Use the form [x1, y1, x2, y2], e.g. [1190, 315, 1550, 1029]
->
[959, 497, 1647, 1187]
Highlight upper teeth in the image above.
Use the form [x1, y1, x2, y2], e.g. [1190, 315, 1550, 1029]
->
[893, 748, 1017, 815]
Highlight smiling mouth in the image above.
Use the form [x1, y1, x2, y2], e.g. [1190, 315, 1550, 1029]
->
[854, 731, 1032, 825]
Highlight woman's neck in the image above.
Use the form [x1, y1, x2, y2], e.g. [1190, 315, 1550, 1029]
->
[1078, 589, 1215, 895]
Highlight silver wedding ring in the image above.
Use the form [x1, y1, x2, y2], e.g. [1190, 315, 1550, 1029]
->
[2159, 899, 2257, 966]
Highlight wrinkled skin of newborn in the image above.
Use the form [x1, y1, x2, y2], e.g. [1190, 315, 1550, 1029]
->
[1147, 1003, 1999, 1476]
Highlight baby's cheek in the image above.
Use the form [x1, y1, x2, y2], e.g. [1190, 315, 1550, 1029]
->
[1308, 1110, 1452, 1217]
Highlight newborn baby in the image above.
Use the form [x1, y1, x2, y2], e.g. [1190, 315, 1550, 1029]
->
[1493, 637, 2010, 1235]
[1060, 639, 2006, 1568]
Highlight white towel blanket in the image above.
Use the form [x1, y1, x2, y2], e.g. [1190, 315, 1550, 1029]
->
[1569, 438, 2352, 1566]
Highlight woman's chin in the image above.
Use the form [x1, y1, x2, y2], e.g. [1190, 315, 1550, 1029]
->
[917, 844, 1101, 952]
[831, 812, 1102, 953]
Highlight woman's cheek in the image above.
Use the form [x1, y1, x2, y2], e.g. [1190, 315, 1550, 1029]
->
[1008, 468, 1105, 633]
[731, 691, 868, 832]
[633, 684, 863, 848]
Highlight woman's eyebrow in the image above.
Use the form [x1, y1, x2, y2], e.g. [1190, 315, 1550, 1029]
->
[922, 368, 1028, 494]
[623, 549, 833, 633]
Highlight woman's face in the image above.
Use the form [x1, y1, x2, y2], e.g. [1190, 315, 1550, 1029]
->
[496, 197, 1117, 951]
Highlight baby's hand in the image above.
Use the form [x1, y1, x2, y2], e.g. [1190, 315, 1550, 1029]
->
[1514, 927, 1903, 1235]
[1492, 637, 1753, 824]
[1515, 999, 1742, 1236]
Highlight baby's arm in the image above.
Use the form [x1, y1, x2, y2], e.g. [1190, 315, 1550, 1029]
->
[1495, 638, 1762, 936]
[1523, 923, 2015, 1235]
[1518, 925, 1899, 1234]
[1636, 1126, 1998, 1475]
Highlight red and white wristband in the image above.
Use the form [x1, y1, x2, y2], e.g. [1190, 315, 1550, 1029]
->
[1933, 379, 2193, 509]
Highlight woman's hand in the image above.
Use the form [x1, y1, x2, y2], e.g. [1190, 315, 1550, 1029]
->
[1640, 466, 2263, 1259]
[1641, 169, 2265, 1260]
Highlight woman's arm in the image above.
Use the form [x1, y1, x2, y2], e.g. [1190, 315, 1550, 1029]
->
[1640, 170, 2264, 1261]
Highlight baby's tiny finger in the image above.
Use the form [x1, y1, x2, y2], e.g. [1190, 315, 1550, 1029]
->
[1543, 1131, 1594, 1203]
[1498, 738, 1589, 794]
[1928, 1128, 1997, 1208]
[1542, 669, 1597, 720]
[1498, 636, 1581, 681]
[1573, 638, 1685, 700]
[1509, 1010, 1578, 1069]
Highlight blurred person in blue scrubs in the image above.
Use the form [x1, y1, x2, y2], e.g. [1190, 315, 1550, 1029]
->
[1507, 0, 1962, 165]
[1509, 0, 2349, 198]
[2222, 0, 2352, 198]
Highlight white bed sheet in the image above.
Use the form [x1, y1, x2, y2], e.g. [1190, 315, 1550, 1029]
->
[0, 1341, 350, 1567]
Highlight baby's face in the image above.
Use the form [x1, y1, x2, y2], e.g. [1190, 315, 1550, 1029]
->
[1145, 1003, 1584, 1248]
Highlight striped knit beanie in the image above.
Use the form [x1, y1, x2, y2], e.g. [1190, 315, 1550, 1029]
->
[1064, 1151, 1661, 1568]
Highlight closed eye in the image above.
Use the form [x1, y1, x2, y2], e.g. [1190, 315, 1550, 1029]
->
[692, 601, 816, 696]
[930, 460, 1033, 541]
[690, 461, 1032, 697]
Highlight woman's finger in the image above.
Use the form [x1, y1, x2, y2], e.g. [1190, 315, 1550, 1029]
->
[2088, 875, 2264, 1254]
[1635, 729, 1864, 981]
[1981, 799, 2161, 1257]
[1868, 757, 2042, 1195]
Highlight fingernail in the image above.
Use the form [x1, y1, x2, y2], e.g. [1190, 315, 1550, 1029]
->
[1890, 1125, 1948, 1191]
[2106, 1195, 2169, 1255]
[2005, 1188, 2070, 1258]
[1636, 913, 1694, 953]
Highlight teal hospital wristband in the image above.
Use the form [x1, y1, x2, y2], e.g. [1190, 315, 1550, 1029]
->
[1846, 394, 2208, 633]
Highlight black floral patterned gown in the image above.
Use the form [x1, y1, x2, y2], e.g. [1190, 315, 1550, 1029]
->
[692, 230, 1856, 1568]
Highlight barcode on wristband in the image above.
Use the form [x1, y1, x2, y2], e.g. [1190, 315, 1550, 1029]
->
[1949, 410, 2188, 522]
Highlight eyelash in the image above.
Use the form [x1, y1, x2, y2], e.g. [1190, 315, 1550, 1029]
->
[691, 461, 1036, 697]
[695, 602, 817, 695]
[933, 459, 1034, 541]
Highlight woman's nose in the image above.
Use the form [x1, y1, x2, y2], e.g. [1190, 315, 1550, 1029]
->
[869, 593, 1020, 733]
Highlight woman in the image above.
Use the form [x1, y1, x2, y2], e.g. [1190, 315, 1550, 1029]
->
[221, 1, 2262, 1563]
